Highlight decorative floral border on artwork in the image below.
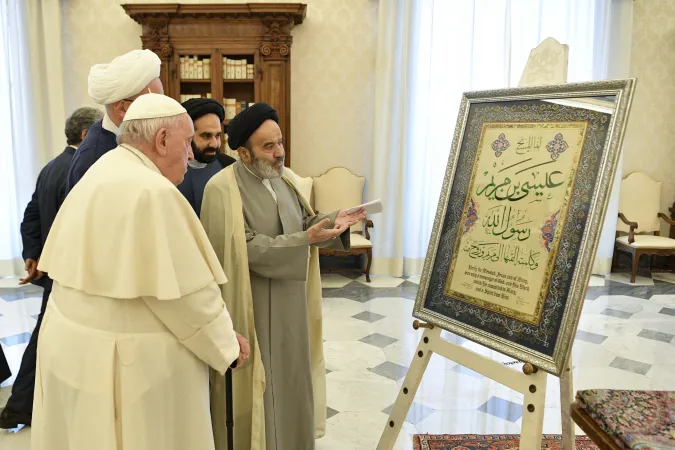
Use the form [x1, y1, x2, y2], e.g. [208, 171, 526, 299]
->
[422, 99, 611, 356]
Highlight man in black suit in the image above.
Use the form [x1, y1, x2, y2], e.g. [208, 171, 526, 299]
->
[0, 107, 103, 429]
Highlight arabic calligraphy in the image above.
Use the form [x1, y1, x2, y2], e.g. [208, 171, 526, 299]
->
[461, 239, 540, 270]
[482, 205, 531, 241]
[475, 169, 565, 202]
[445, 121, 588, 323]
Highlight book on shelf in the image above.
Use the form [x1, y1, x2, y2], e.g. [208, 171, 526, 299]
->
[180, 56, 211, 80]
[223, 99, 252, 120]
[180, 93, 213, 103]
[222, 57, 255, 80]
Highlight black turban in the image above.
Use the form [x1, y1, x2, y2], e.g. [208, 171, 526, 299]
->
[182, 98, 225, 123]
[227, 102, 279, 150]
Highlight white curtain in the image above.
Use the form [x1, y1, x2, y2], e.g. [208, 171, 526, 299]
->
[368, 0, 634, 277]
[0, 0, 65, 277]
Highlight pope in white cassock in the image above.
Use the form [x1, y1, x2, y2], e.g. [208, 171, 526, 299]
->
[31, 93, 250, 450]
[201, 103, 366, 450]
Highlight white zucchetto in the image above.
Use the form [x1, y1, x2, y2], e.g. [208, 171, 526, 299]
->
[88, 49, 161, 105]
[122, 93, 187, 122]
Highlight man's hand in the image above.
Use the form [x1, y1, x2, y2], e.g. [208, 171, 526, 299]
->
[308, 218, 349, 244]
[235, 332, 250, 367]
[335, 208, 366, 229]
[19, 258, 43, 285]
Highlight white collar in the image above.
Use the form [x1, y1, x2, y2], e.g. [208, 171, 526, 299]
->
[102, 114, 120, 135]
[188, 160, 208, 169]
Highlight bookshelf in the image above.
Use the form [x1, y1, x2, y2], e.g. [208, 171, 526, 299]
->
[122, 3, 306, 165]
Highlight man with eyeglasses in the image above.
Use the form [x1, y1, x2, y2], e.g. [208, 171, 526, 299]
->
[65, 49, 164, 193]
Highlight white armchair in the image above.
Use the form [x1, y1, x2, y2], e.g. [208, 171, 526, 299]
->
[312, 167, 374, 282]
[612, 172, 675, 282]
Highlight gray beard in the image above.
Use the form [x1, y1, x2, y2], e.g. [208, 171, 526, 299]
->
[250, 155, 284, 179]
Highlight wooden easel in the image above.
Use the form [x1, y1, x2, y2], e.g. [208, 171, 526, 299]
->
[376, 320, 575, 450]
[378, 38, 577, 450]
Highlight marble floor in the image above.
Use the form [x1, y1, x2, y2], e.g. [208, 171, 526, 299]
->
[1, 271, 674, 449]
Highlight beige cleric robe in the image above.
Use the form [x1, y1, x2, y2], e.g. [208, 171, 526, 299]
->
[32, 145, 241, 450]
[201, 161, 349, 450]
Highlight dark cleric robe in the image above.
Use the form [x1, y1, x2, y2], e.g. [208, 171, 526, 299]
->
[65, 117, 118, 193]
[6, 145, 76, 419]
[177, 153, 236, 216]
[0, 347, 10, 384]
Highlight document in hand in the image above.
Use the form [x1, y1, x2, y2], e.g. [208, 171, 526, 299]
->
[346, 199, 383, 216]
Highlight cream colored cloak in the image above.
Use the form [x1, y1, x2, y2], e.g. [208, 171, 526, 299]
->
[201, 165, 327, 450]
[33, 145, 240, 450]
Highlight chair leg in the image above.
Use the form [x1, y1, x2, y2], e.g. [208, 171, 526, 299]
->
[365, 249, 372, 283]
[630, 251, 639, 283]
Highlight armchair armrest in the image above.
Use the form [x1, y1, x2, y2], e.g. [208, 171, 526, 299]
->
[618, 213, 638, 244]
[365, 219, 374, 240]
[657, 212, 675, 226]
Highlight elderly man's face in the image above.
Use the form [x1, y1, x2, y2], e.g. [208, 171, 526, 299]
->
[160, 114, 194, 185]
[242, 119, 284, 179]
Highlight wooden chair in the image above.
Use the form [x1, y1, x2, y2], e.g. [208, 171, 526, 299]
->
[312, 167, 374, 282]
[612, 172, 675, 283]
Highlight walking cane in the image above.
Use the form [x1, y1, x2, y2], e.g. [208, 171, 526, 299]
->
[225, 368, 234, 450]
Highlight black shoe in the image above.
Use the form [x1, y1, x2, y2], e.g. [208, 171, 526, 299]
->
[0, 407, 31, 429]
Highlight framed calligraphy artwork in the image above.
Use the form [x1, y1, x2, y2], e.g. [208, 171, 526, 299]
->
[413, 79, 636, 376]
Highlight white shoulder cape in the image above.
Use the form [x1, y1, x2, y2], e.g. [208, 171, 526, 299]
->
[39, 145, 227, 300]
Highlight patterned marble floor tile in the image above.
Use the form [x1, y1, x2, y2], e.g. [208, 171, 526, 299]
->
[361, 297, 415, 320]
[600, 308, 634, 319]
[572, 366, 654, 391]
[369, 361, 408, 381]
[323, 282, 377, 303]
[637, 328, 674, 343]
[320, 273, 354, 289]
[355, 275, 404, 288]
[324, 341, 385, 372]
[406, 277, 421, 285]
[570, 340, 618, 369]
[645, 364, 675, 391]
[352, 311, 386, 323]
[326, 406, 339, 420]
[325, 370, 400, 413]
[411, 369, 492, 411]
[609, 356, 652, 375]
[452, 364, 484, 379]
[382, 401, 435, 425]
[575, 329, 608, 344]
[652, 272, 675, 284]
[607, 273, 655, 286]
[321, 296, 368, 319]
[0, 333, 31, 347]
[603, 332, 675, 366]
[316, 411, 416, 450]
[588, 275, 607, 287]
[659, 307, 675, 316]
[0, 277, 22, 289]
[478, 396, 523, 423]
[359, 333, 398, 348]
[322, 314, 372, 341]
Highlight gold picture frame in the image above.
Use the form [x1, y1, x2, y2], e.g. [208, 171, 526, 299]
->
[413, 79, 636, 376]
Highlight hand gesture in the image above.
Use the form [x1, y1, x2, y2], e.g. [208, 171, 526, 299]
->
[335, 208, 366, 229]
[19, 258, 43, 285]
[308, 218, 348, 244]
[235, 332, 250, 367]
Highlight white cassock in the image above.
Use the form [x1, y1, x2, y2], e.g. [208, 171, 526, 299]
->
[32, 144, 240, 450]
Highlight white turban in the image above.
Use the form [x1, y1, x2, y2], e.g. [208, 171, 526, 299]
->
[88, 49, 161, 105]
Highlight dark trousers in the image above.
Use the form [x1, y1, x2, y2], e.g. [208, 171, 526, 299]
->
[5, 285, 50, 416]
